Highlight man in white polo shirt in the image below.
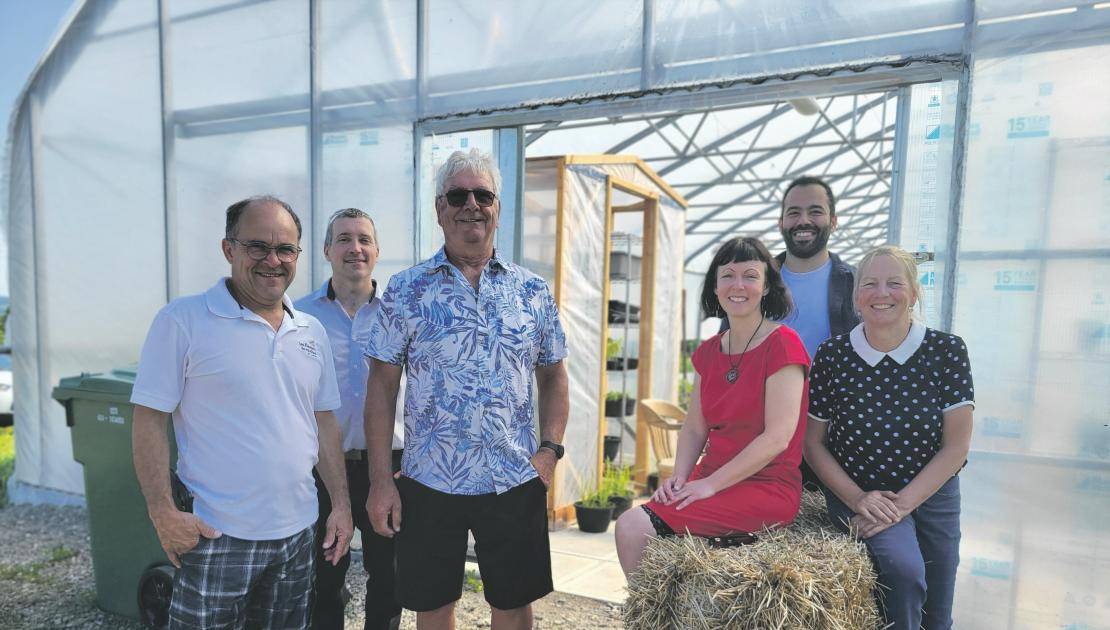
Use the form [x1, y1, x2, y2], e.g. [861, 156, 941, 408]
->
[131, 195, 354, 630]
[295, 208, 404, 630]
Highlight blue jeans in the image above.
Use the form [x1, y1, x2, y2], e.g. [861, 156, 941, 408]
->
[825, 476, 961, 630]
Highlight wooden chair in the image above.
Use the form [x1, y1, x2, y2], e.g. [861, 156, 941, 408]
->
[639, 399, 686, 483]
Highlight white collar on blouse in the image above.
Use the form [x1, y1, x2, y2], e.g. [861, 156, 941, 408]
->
[849, 320, 926, 367]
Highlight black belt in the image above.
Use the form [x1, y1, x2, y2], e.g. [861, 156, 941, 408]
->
[344, 449, 403, 463]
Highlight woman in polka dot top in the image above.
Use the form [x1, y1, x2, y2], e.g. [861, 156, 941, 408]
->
[803, 246, 974, 630]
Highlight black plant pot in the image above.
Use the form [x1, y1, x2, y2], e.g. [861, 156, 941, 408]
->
[603, 436, 621, 461]
[604, 397, 637, 417]
[574, 502, 615, 533]
[606, 357, 639, 371]
[604, 398, 624, 417]
[608, 495, 633, 520]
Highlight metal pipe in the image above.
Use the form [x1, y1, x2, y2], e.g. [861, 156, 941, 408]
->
[887, 86, 913, 245]
[641, 0, 655, 91]
[309, 0, 321, 285]
[157, 0, 177, 301]
[941, 0, 978, 332]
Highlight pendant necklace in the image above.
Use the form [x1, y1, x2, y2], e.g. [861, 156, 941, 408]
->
[725, 313, 764, 384]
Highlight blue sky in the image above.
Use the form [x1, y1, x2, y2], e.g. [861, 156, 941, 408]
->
[0, 0, 74, 295]
[0, 1, 74, 129]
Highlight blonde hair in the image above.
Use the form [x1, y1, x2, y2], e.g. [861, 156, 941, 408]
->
[854, 245, 924, 319]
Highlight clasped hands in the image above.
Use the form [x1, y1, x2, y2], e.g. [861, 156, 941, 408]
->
[850, 490, 909, 539]
[651, 474, 717, 511]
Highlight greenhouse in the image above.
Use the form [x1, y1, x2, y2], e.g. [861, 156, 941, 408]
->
[2, 1, 1108, 627]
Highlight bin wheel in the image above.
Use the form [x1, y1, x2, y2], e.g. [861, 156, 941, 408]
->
[138, 564, 175, 629]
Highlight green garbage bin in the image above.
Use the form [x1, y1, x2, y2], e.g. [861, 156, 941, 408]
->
[53, 367, 177, 627]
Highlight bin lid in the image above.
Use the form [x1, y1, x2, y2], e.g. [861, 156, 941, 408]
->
[51, 366, 138, 402]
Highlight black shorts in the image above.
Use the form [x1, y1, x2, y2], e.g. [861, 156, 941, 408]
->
[395, 476, 552, 611]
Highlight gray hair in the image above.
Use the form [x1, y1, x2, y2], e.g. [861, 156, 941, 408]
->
[435, 148, 502, 196]
[225, 195, 302, 240]
[324, 208, 378, 248]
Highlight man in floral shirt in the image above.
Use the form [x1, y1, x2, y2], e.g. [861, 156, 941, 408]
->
[364, 149, 569, 630]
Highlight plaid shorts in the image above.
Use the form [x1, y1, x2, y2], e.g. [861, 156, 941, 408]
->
[170, 525, 315, 629]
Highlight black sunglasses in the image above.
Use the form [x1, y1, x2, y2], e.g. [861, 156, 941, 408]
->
[440, 187, 497, 208]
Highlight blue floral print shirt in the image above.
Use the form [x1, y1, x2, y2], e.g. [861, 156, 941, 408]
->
[366, 248, 568, 495]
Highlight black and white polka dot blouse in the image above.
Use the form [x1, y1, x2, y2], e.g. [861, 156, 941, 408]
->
[809, 321, 974, 492]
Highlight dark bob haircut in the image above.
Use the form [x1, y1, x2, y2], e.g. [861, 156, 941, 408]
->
[700, 236, 792, 321]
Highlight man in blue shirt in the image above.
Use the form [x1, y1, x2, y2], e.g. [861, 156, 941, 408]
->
[774, 176, 859, 358]
[365, 149, 569, 630]
[295, 209, 404, 630]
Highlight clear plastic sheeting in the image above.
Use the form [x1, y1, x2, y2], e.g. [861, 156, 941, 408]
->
[170, 0, 312, 299]
[651, 200, 684, 403]
[521, 159, 559, 284]
[953, 41, 1110, 629]
[168, 0, 310, 114]
[522, 156, 685, 510]
[652, 1, 967, 88]
[6, 0, 166, 496]
[894, 80, 960, 329]
[7, 107, 41, 491]
[587, 162, 685, 405]
[552, 166, 607, 511]
[319, 1, 416, 96]
[424, 0, 643, 116]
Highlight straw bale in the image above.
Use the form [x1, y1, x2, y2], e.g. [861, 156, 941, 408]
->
[624, 492, 884, 630]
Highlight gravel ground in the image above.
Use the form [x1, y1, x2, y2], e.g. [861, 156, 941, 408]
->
[0, 503, 623, 629]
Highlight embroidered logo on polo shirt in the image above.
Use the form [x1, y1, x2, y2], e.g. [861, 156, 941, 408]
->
[299, 339, 320, 359]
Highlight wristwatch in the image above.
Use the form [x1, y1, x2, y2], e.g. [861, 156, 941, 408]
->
[539, 440, 565, 460]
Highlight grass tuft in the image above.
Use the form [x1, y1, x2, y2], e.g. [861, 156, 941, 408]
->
[0, 543, 80, 585]
[0, 426, 14, 508]
[48, 545, 78, 563]
[463, 569, 484, 593]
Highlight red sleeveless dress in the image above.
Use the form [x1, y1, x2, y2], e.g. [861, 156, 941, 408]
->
[644, 325, 810, 537]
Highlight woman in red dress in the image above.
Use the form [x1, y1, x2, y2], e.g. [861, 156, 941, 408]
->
[615, 236, 810, 577]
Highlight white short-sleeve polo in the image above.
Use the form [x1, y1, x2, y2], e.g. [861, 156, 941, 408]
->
[131, 279, 341, 540]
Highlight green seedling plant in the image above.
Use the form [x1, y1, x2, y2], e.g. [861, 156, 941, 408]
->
[606, 337, 622, 361]
[603, 463, 634, 499]
[463, 569, 484, 593]
[578, 478, 613, 508]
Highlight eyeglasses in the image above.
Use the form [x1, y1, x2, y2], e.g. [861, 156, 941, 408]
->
[228, 238, 302, 262]
[439, 187, 497, 208]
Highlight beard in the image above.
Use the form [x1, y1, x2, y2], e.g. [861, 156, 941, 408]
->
[782, 223, 832, 259]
